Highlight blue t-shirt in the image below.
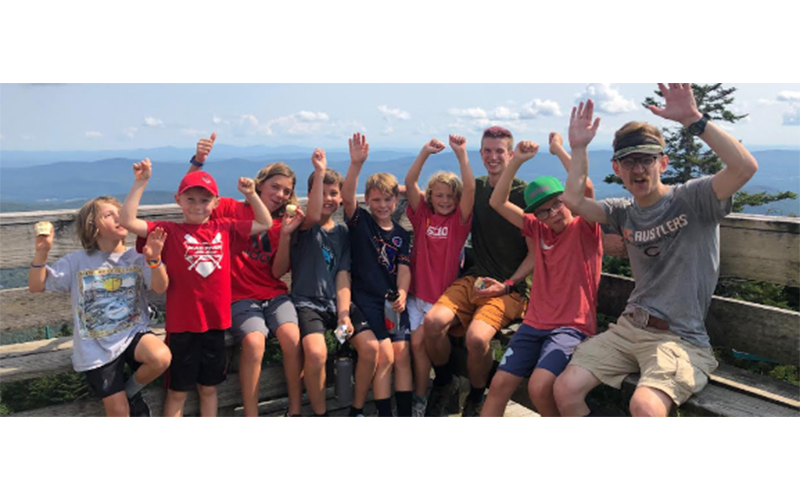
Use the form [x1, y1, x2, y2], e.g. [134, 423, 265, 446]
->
[290, 223, 351, 313]
[346, 206, 411, 305]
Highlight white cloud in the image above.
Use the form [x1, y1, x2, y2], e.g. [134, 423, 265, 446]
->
[382, 126, 394, 135]
[212, 114, 230, 125]
[449, 107, 488, 119]
[490, 106, 519, 120]
[378, 105, 410, 121]
[520, 98, 562, 118]
[180, 128, 206, 136]
[85, 131, 102, 138]
[143, 116, 164, 127]
[783, 106, 800, 126]
[758, 98, 777, 106]
[296, 110, 330, 122]
[777, 91, 800, 102]
[576, 83, 637, 114]
[123, 127, 137, 139]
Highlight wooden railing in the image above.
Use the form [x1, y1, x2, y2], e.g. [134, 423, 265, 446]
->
[1, 203, 798, 416]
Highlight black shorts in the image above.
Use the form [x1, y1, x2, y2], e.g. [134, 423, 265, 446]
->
[296, 303, 371, 339]
[357, 299, 411, 343]
[166, 330, 227, 391]
[84, 330, 152, 399]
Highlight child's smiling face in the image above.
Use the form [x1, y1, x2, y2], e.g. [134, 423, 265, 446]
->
[175, 187, 218, 224]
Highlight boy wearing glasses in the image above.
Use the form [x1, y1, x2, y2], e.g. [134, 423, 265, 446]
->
[554, 84, 759, 417]
[482, 133, 603, 417]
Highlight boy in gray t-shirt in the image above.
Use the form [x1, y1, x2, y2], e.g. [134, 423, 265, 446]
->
[554, 84, 759, 417]
[272, 150, 379, 417]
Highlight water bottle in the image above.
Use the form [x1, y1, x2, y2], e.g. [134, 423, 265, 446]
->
[384, 289, 400, 335]
[334, 347, 354, 407]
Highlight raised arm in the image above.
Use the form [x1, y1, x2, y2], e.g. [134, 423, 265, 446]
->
[301, 148, 327, 231]
[120, 159, 153, 238]
[405, 139, 445, 213]
[271, 207, 306, 279]
[450, 134, 476, 223]
[489, 141, 539, 230]
[188, 132, 216, 174]
[343, 133, 369, 220]
[648, 83, 758, 200]
[142, 227, 169, 294]
[550, 132, 594, 199]
[564, 100, 608, 224]
[237, 177, 273, 235]
[28, 223, 54, 293]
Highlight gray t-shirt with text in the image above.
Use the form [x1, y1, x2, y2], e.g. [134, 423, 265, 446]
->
[602, 176, 732, 347]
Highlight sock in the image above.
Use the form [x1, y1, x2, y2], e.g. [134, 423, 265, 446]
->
[395, 391, 413, 417]
[349, 406, 364, 417]
[433, 364, 453, 387]
[375, 398, 393, 417]
[124, 374, 146, 399]
[469, 385, 485, 403]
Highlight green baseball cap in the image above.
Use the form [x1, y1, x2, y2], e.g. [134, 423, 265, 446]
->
[524, 176, 564, 214]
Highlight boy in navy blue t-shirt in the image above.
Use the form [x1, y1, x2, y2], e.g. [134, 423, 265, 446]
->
[343, 133, 413, 417]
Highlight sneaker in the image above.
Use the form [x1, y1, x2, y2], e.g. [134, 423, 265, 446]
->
[128, 392, 151, 417]
[461, 394, 485, 417]
[425, 375, 461, 417]
[412, 395, 428, 417]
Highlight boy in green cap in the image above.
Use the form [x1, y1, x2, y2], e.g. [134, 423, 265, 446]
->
[483, 134, 603, 417]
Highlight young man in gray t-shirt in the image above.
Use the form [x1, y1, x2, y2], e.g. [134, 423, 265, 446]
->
[554, 84, 759, 417]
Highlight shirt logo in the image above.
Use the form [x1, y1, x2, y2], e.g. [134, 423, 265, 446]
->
[183, 233, 224, 278]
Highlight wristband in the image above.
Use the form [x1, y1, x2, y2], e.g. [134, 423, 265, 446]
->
[190, 155, 204, 168]
[30, 262, 46, 268]
[147, 258, 162, 268]
[503, 279, 515, 294]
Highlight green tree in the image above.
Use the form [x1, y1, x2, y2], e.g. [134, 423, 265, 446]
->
[604, 83, 797, 213]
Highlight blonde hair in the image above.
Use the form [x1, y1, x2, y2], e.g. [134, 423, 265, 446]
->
[76, 196, 121, 253]
[425, 171, 463, 206]
[613, 122, 666, 150]
[365, 172, 399, 198]
[253, 162, 298, 216]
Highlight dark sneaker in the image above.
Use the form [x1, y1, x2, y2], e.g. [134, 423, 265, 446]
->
[461, 393, 485, 417]
[128, 392, 151, 417]
[425, 375, 461, 417]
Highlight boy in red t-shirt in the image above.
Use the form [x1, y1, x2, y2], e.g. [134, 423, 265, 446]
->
[403, 135, 475, 417]
[482, 134, 603, 417]
[120, 158, 272, 417]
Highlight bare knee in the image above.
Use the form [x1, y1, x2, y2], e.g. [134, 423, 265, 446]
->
[197, 385, 217, 398]
[241, 332, 266, 364]
[411, 330, 427, 355]
[377, 348, 395, 373]
[356, 338, 379, 366]
[423, 310, 450, 338]
[152, 344, 172, 373]
[103, 394, 129, 417]
[394, 344, 411, 368]
[466, 334, 490, 356]
[304, 342, 328, 372]
[528, 374, 555, 403]
[629, 389, 671, 417]
[489, 372, 520, 398]
[553, 371, 582, 407]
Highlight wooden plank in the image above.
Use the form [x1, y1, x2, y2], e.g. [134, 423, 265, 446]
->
[9, 363, 288, 417]
[599, 274, 800, 367]
[720, 214, 800, 287]
[709, 364, 800, 408]
[0, 287, 166, 334]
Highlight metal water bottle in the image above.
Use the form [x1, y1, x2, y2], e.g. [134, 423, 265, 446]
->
[384, 289, 400, 335]
[334, 348, 354, 407]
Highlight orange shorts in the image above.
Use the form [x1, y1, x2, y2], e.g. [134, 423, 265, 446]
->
[435, 276, 527, 335]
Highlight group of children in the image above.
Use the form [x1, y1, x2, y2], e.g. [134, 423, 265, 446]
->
[30, 84, 758, 417]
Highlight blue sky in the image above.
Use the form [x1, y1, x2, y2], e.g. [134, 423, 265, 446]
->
[2, 83, 798, 152]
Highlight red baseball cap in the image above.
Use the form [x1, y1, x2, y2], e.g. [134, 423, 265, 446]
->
[178, 171, 219, 197]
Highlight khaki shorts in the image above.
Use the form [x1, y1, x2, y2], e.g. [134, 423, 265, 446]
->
[435, 276, 527, 335]
[569, 315, 719, 406]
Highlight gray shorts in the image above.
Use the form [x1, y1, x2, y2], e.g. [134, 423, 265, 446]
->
[230, 296, 298, 342]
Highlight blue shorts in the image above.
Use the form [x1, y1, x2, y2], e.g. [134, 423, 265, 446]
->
[498, 324, 587, 377]
[356, 299, 411, 343]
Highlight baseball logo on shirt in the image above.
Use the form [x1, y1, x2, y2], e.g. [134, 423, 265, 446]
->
[183, 233, 224, 278]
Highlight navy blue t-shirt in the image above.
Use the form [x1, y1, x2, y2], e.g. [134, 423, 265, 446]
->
[346, 206, 411, 305]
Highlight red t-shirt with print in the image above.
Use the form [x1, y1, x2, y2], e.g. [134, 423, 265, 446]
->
[146, 219, 251, 333]
[211, 197, 288, 302]
[521, 215, 603, 336]
[406, 202, 472, 304]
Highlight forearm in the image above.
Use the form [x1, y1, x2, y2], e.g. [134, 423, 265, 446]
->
[304, 170, 325, 227]
[397, 265, 411, 295]
[245, 192, 273, 229]
[342, 162, 362, 218]
[120, 180, 150, 237]
[699, 122, 758, 179]
[271, 238, 291, 279]
[457, 150, 476, 213]
[335, 271, 352, 319]
[404, 152, 429, 210]
[508, 251, 535, 286]
[28, 250, 49, 293]
[149, 263, 169, 294]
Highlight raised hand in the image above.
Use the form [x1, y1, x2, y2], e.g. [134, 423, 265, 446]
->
[423, 138, 446, 155]
[449, 134, 467, 155]
[348, 133, 369, 166]
[196, 132, 217, 164]
[143, 227, 167, 261]
[280, 207, 306, 235]
[514, 140, 540, 164]
[238, 177, 256, 196]
[133, 158, 152, 181]
[648, 83, 703, 127]
[569, 100, 601, 149]
[34, 223, 54, 253]
[549, 132, 565, 156]
[311, 148, 327, 172]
